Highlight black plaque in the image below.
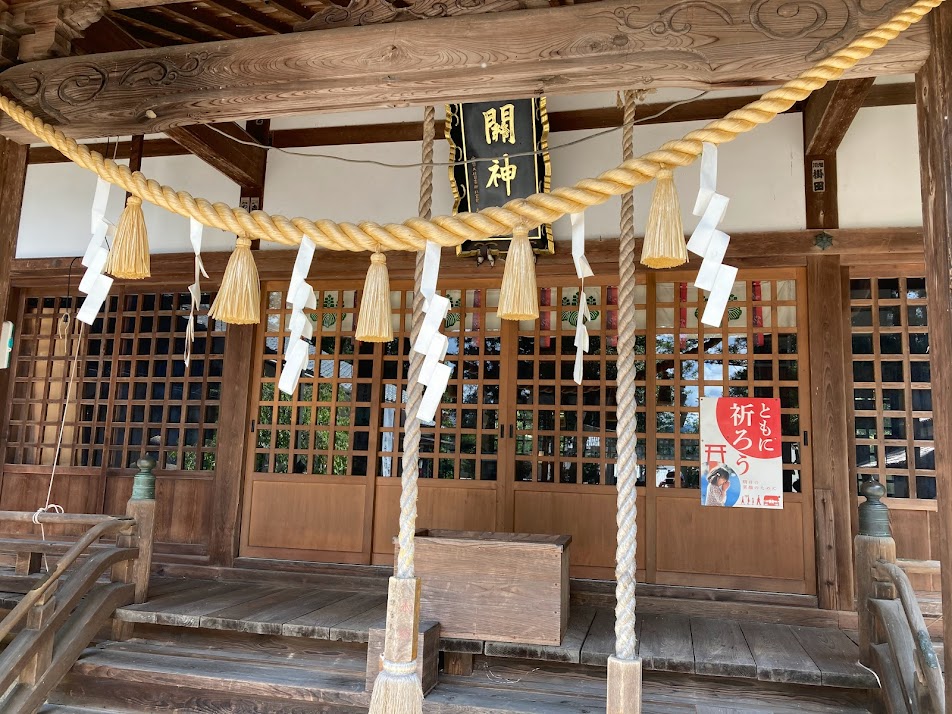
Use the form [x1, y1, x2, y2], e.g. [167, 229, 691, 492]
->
[446, 98, 553, 258]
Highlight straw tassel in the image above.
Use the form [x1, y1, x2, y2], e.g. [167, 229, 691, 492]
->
[497, 224, 539, 321]
[208, 237, 260, 325]
[104, 196, 150, 279]
[356, 250, 394, 343]
[368, 577, 424, 714]
[640, 168, 687, 269]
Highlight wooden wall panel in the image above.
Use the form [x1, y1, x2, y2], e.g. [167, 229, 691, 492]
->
[654, 493, 809, 592]
[889, 503, 940, 591]
[511, 488, 646, 579]
[247, 480, 366, 554]
[0, 469, 97, 537]
[105, 474, 212, 554]
[372, 481, 497, 559]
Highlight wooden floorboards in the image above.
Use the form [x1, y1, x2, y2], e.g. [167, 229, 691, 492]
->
[48, 636, 872, 714]
[113, 577, 878, 690]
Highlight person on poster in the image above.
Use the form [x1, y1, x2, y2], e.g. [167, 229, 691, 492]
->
[703, 464, 736, 507]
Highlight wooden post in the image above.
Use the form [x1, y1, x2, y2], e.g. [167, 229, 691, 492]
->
[20, 579, 58, 686]
[112, 457, 156, 640]
[916, 3, 952, 706]
[807, 254, 855, 611]
[853, 479, 896, 668]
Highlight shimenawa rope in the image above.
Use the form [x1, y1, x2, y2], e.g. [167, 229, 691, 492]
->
[0, 0, 941, 254]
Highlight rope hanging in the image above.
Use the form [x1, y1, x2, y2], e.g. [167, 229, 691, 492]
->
[0, 0, 940, 255]
[605, 89, 644, 714]
[367, 105, 436, 714]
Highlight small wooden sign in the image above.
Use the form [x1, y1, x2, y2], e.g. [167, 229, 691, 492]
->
[446, 98, 553, 258]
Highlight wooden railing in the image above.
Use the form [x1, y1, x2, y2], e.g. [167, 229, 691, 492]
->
[854, 480, 945, 714]
[0, 458, 158, 714]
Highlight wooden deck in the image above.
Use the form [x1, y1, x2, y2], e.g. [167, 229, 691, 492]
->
[113, 577, 878, 690]
[43, 629, 873, 713]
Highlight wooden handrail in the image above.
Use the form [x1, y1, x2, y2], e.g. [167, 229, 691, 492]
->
[874, 560, 945, 713]
[0, 517, 133, 644]
[896, 558, 941, 575]
[0, 512, 122, 526]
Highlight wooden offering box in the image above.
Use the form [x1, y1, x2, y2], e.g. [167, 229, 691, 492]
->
[402, 530, 571, 646]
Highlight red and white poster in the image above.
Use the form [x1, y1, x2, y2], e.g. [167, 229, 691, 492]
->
[699, 397, 783, 509]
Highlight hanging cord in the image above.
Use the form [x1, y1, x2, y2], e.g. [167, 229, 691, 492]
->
[0, 0, 939, 253]
[396, 104, 435, 581]
[614, 89, 639, 660]
[33, 319, 86, 571]
[203, 93, 709, 170]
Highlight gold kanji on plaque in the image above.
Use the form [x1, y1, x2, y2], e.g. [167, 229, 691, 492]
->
[483, 104, 516, 145]
[486, 154, 518, 196]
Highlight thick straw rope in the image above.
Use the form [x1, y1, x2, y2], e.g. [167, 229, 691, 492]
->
[396, 105, 435, 579]
[614, 90, 639, 661]
[0, 0, 940, 252]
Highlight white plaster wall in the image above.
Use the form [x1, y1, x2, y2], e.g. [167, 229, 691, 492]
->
[837, 104, 922, 228]
[15, 94, 921, 259]
[17, 153, 240, 258]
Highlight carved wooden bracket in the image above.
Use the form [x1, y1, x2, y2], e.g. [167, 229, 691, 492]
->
[0, 0, 108, 66]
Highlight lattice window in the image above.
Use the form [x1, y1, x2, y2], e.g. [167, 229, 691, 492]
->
[6, 294, 116, 467]
[648, 276, 805, 491]
[513, 283, 643, 485]
[107, 291, 225, 470]
[253, 287, 376, 477]
[849, 276, 934, 499]
[378, 287, 502, 481]
[6, 290, 226, 473]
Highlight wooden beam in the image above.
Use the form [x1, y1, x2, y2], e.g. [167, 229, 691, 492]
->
[915, 2, 952, 705]
[806, 254, 855, 611]
[803, 79, 876, 155]
[9, 228, 924, 286]
[0, 0, 929, 142]
[117, 7, 216, 43]
[803, 79, 874, 230]
[165, 122, 267, 187]
[73, 13, 148, 52]
[24, 82, 918, 164]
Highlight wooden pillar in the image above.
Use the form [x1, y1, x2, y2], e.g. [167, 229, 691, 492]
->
[807, 254, 855, 611]
[208, 118, 269, 566]
[916, 2, 952, 705]
[0, 137, 27, 332]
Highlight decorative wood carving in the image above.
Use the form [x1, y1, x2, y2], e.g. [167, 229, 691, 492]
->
[296, 0, 524, 32]
[13, 0, 109, 62]
[0, 0, 930, 142]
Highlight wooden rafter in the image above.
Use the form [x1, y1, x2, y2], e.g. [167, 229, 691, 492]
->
[0, 0, 929, 142]
[116, 7, 204, 43]
[166, 122, 267, 187]
[156, 3, 252, 40]
[804, 78, 877, 155]
[205, 0, 291, 34]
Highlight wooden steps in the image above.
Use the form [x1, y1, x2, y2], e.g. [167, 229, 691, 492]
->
[111, 577, 879, 689]
[46, 634, 873, 714]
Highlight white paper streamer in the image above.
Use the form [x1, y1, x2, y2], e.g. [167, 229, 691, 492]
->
[184, 219, 210, 368]
[77, 274, 113, 325]
[701, 265, 738, 327]
[77, 218, 115, 326]
[695, 230, 730, 292]
[687, 193, 729, 256]
[420, 241, 442, 306]
[278, 236, 319, 392]
[693, 143, 718, 216]
[279, 338, 310, 395]
[572, 299, 591, 386]
[412, 294, 450, 356]
[419, 334, 449, 387]
[571, 212, 593, 280]
[90, 177, 111, 235]
[418, 362, 452, 423]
